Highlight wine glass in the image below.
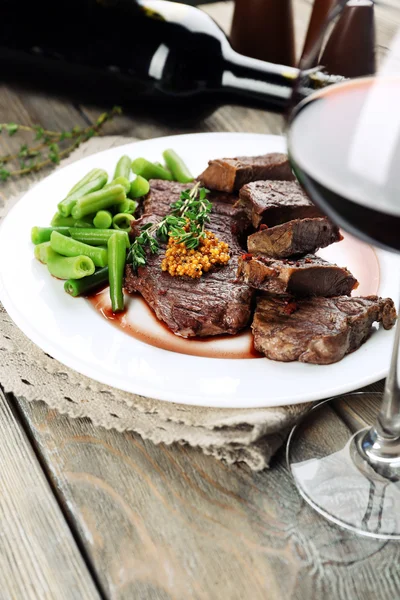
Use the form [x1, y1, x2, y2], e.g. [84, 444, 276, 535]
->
[286, 0, 400, 538]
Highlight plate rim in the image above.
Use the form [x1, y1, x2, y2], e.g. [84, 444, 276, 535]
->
[0, 132, 396, 408]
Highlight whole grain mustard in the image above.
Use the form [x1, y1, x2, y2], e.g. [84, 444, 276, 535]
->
[161, 230, 230, 279]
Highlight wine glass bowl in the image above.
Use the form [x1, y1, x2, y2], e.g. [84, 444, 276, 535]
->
[287, 393, 400, 539]
[286, 0, 400, 538]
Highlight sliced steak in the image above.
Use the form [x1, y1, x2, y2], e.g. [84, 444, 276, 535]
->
[125, 180, 254, 337]
[248, 218, 342, 258]
[198, 153, 294, 192]
[141, 179, 250, 236]
[252, 295, 396, 364]
[237, 254, 358, 297]
[142, 179, 189, 216]
[239, 180, 323, 228]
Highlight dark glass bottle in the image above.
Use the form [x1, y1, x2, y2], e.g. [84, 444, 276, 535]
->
[1, 0, 302, 121]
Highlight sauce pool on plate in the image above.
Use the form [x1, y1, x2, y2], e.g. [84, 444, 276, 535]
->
[87, 290, 263, 359]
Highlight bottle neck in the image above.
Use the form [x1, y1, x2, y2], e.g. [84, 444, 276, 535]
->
[221, 48, 300, 112]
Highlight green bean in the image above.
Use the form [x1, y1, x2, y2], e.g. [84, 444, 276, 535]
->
[69, 228, 130, 249]
[47, 248, 95, 280]
[128, 175, 150, 199]
[51, 213, 75, 227]
[163, 149, 194, 183]
[58, 169, 108, 217]
[131, 158, 173, 181]
[31, 226, 70, 245]
[113, 155, 131, 181]
[108, 233, 126, 312]
[50, 231, 108, 268]
[34, 242, 52, 264]
[112, 213, 135, 231]
[64, 267, 109, 297]
[93, 210, 113, 229]
[76, 219, 96, 228]
[50, 213, 94, 228]
[67, 168, 108, 197]
[71, 184, 126, 220]
[118, 200, 138, 215]
[104, 176, 130, 194]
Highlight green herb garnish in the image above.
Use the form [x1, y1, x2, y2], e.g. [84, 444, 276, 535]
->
[129, 182, 211, 270]
[0, 106, 122, 181]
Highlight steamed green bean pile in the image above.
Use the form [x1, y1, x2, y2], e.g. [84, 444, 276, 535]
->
[31, 150, 194, 313]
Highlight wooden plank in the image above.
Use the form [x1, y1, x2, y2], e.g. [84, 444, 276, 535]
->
[333, 383, 385, 432]
[15, 397, 400, 600]
[0, 390, 101, 600]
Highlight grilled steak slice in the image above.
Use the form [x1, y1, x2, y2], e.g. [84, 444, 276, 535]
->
[141, 179, 250, 235]
[237, 254, 358, 297]
[125, 181, 254, 337]
[198, 153, 294, 193]
[239, 180, 323, 228]
[248, 218, 342, 258]
[252, 295, 396, 364]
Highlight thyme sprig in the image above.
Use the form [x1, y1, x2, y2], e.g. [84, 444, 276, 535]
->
[0, 106, 122, 181]
[129, 182, 212, 271]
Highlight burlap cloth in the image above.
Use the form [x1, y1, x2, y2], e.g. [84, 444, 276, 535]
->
[0, 136, 312, 470]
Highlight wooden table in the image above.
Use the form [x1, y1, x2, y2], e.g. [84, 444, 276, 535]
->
[1, 3, 400, 599]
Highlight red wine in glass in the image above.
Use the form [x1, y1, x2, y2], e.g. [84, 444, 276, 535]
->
[289, 77, 400, 254]
[287, 65, 400, 535]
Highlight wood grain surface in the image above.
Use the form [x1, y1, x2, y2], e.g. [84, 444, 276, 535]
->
[0, 389, 101, 600]
[1, 1, 400, 599]
[16, 398, 400, 600]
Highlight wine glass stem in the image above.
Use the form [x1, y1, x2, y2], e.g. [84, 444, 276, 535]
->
[361, 306, 400, 467]
[377, 310, 400, 438]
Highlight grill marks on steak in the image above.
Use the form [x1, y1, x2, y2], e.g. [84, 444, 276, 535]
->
[252, 296, 396, 364]
[198, 153, 294, 193]
[248, 218, 342, 258]
[125, 180, 254, 337]
[238, 254, 358, 297]
[239, 180, 323, 228]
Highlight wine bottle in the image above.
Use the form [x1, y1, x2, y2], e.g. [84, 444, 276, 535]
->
[1, 0, 336, 121]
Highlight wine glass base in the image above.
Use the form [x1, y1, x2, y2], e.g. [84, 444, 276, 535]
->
[287, 392, 400, 540]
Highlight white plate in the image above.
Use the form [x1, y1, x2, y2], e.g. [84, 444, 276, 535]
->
[0, 133, 398, 408]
